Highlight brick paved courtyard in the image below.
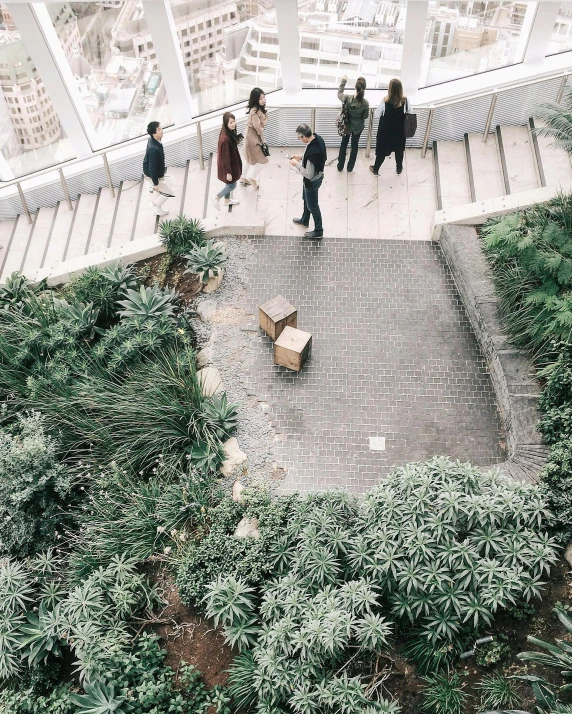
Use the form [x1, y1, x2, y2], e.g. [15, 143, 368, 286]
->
[241, 236, 505, 494]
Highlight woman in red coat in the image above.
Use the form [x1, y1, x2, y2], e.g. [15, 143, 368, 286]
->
[212, 112, 243, 210]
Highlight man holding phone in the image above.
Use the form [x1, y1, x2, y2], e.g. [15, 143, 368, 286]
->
[289, 123, 327, 240]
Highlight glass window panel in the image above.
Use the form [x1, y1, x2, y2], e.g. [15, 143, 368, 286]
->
[0, 3, 75, 180]
[420, 1, 538, 88]
[47, 2, 172, 150]
[547, 3, 572, 55]
[299, 0, 406, 89]
[170, 0, 282, 116]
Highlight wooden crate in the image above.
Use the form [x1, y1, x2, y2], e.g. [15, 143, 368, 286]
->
[259, 295, 297, 341]
[274, 326, 312, 372]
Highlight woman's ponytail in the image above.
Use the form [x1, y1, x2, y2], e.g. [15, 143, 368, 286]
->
[355, 77, 366, 102]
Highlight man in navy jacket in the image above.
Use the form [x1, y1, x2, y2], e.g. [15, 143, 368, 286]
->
[143, 121, 174, 216]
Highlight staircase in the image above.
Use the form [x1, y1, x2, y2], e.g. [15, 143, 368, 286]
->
[434, 120, 572, 211]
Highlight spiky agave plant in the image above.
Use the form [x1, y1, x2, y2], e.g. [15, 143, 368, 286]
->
[184, 240, 228, 284]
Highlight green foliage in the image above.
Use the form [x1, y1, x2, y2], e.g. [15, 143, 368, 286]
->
[514, 605, 572, 709]
[476, 635, 511, 667]
[184, 240, 228, 284]
[176, 491, 298, 607]
[420, 672, 467, 714]
[476, 673, 521, 711]
[67, 464, 219, 580]
[159, 215, 206, 257]
[0, 553, 160, 684]
[26, 346, 226, 475]
[191, 459, 556, 713]
[63, 263, 137, 323]
[0, 683, 75, 714]
[482, 193, 572, 364]
[0, 634, 230, 714]
[534, 88, 572, 158]
[117, 284, 178, 321]
[0, 413, 73, 558]
[0, 272, 48, 313]
[202, 393, 239, 439]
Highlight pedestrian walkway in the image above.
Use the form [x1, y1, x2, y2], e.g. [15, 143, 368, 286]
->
[207, 147, 436, 241]
[1, 117, 572, 282]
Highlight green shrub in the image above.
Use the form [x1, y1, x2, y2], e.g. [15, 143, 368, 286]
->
[117, 284, 178, 321]
[199, 459, 556, 712]
[159, 215, 206, 257]
[477, 673, 521, 710]
[0, 552, 160, 683]
[540, 442, 572, 545]
[533, 87, 572, 158]
[420, 672, 467, 714]
[0, 413, 73, 558]
[0, 683, 75, 714]
[184, 240, 228, 284]
[68, 464, 220, 580]
[63, 263, 138, 324]
[0, 272, 48, 313]
[482, 193, 572, 364]
[176, 490, 298, 607]
[475, 634, 510, 667]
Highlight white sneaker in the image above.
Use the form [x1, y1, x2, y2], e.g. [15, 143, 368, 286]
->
[212, 195, 220, 211]
[225, 198, 240, 206]
[150, 203, 168, 216]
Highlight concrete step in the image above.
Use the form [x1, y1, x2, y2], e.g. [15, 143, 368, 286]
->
[87, 186, 118, 255]
[1, 213, 35, 281]
[435, 139, 471, 209]
[22, 206, 57, 278]
[65, 191, 98, 261]
[0, 218, 16, 279]
[109, 179, 143, 248]
[42, 201, 76, 274]
[498, 124, 540, 195]
[467, 132, 505, 201]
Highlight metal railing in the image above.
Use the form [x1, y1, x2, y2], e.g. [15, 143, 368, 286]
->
[1, 67, 569, 222]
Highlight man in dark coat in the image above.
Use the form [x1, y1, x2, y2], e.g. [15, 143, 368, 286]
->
[289, 123, 327, 240]
[143, 121, 174, 216]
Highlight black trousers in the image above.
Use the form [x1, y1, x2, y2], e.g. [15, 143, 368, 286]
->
[301, 176, 324, 234]
[373, 148, 404, 173]
[337, 131, 362, 172]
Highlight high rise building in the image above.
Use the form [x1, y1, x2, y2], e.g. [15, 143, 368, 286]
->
[0, 8, 61, 155]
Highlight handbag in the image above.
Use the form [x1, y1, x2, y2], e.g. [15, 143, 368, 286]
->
[336, 97, 350, 137]
[260, 142, 270, 157]
[404, 99, 417, 139]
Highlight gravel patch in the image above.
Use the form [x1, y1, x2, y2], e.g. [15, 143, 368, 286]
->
[190, 236, 280, 491]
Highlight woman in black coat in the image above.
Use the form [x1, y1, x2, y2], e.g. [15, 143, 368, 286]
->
[370, 78, 408, 176]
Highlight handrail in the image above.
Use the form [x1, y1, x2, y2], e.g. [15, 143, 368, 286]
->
[0, 66, 569, 197]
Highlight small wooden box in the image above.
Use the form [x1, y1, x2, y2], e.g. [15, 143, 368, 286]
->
[274, 326, 312, 372]
[259, 295, 297, 341]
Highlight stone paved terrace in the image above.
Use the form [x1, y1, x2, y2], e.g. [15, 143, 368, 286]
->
[239, 235, 505, 494]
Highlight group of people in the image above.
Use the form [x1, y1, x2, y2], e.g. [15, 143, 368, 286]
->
[143, 78, 410, 240]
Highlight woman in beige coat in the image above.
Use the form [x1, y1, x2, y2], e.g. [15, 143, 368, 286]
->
[241, 87, 269, 189]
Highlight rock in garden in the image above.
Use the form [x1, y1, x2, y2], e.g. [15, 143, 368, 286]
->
[220, 437, 247, 477]
[234, 516, 260, 539]
[196, 344, 214, 368]
[198, 366, 223, 396]
[202, 269, 225, 294]
[232, 480, 244, 502]
[565, 541, 572, 569]
[196, 299, 217, 321]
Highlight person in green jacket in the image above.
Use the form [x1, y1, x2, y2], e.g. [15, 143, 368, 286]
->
[337, 75, 369, 173]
